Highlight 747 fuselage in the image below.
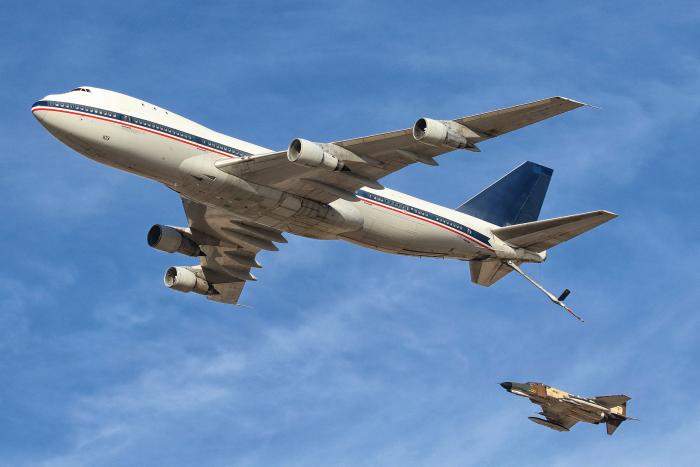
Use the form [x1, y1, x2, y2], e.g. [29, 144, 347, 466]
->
[31, 88, 522, 260]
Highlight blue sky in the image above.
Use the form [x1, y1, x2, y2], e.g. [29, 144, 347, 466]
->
[1, 1, 699, 465]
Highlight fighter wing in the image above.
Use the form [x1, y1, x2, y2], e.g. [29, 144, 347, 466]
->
[215, 97, 585, 204]
[180, 196, 283, 304]
[538, 404, 580, 431]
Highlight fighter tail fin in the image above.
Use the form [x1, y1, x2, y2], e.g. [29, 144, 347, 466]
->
[606, 418, 624, 435]
[456, 161, 553, 226]
[593, 395, 634, 435]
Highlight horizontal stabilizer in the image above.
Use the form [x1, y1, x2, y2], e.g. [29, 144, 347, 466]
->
[469, 259, 515, 287]
[593, 395, 631, 409]
[492, 211, 618, 252]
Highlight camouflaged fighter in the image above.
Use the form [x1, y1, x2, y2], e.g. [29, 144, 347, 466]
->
[500, 382, 635, 435]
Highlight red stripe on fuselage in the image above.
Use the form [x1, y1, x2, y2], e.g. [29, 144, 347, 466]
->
[33, 106, 493, 251]
[358, 196, 494, 252]
[31, 107, 237, 159]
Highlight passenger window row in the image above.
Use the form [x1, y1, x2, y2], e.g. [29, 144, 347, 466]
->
[44, 100, 250, 158]
[358, 190, 482, 240]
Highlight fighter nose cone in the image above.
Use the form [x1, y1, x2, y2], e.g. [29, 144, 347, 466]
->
[500, 382, 513, 391]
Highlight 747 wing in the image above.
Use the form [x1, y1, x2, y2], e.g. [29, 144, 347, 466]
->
[214, 97, 585, 205]
[156, 197, 286, 304]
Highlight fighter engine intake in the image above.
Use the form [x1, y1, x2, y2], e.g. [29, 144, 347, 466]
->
[147, 224, 201, 256]
[164, 266, 210, 295]
[413, 118, 479, 150]
[287, 139, 344, 171]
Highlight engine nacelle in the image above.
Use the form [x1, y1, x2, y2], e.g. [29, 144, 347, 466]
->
[413, 118, 476, 149]
[287, 138, 344, 171]
[164, 266, 210, 295]
[147, 224, 200, 256]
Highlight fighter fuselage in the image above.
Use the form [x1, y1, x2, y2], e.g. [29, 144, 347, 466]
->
[500, 381, 630, 429]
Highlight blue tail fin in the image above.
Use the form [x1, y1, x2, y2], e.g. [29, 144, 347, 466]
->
[456, 161, 553, 226]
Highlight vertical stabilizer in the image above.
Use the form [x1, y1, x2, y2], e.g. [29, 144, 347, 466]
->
[456, 161, 553, 226]
[594, 395, 632, 436]
[606, 417, 624, 435]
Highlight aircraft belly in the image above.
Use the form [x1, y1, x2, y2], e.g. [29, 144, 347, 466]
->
[545, 401, 603, 425]
[173, 180, 366, 241]
[570, 408, 605, 423]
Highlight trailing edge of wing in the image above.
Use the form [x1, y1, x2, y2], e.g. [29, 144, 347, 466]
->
[456, 96, 587, 141]
[180, 197, 285, 305]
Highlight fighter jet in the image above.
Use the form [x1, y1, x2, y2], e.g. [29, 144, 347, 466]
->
[500, 381, 635, 435]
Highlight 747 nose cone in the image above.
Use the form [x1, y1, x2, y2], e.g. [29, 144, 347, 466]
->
[31, 97, 51, 123]
[500, 382, 513, 391]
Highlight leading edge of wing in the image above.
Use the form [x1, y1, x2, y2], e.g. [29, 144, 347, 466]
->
[335, 96, 588, 147]
[214, 96, 588, 172]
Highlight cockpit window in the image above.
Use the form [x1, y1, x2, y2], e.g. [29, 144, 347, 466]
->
[70, 87, 91, 93]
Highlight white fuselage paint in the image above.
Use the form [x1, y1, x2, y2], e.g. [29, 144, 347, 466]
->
[32, 87, 507, 260]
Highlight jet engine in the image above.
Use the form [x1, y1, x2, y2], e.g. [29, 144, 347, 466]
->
[287, 138, 344, 171]
[412, 118, 477, 150]
[164, 266, 210, 295]
[147, 224, 201, 256]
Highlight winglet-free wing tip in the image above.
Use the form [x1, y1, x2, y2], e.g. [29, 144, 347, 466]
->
[596, 210, 619, 221]
[552, 96, 601, 110]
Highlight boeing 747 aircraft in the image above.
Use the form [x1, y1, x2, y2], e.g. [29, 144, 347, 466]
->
[32, 87, 616, 320]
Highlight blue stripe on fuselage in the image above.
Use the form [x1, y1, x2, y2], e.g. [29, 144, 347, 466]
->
[356, 189, 491, 246]
[32, 100, 252, 158]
